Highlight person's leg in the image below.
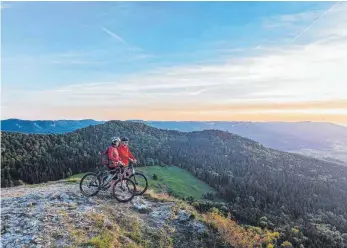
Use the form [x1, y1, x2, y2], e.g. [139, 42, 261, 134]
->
[108, 170, 116, 193]
[120, 167, 128, 189]
[126, 167, 131, 177]
[109, 180, 115, 193]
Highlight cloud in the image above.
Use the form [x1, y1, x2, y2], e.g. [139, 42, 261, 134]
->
[1, 3, 10, 10]
[2, 46, 155, 70]
[101, 27, 128, 45]
[100, 28, 154, 60]
[3, 105, 347, 123]
[2, 51, 104, 67]
[189, 89, 207, 96]
[3, 3, 347, 122]
[291, 1, 342, 43]
[144, 99, 347, 112]
[263, 10, 321, 29]
[49, 60, 100, 65]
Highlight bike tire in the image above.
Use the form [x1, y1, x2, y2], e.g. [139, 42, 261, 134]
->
[112, 178, 136, 203]
[128, 172, 148, 195]
[80, 172, 101, 197]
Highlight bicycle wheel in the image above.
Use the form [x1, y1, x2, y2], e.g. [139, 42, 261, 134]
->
[128, 172, 148, 195]
[112, 178, 136, 203]
[80, 173, 101, 197]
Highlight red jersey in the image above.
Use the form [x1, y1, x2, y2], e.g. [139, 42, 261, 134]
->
[102, 145, 120, 168]
[117, 144, 135, 166]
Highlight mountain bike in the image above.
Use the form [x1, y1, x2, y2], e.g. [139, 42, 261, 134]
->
[79, 165, 137, 203]
[97, 151, 148, 195]
[126, 162, 148, 196]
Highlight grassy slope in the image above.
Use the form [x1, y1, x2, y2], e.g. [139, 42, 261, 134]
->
[137, 165, 218, 200]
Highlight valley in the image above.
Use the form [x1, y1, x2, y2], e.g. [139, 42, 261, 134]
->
[1, 120, 347, 247]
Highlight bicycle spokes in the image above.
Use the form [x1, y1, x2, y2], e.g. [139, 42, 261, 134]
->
[88, 180, 99, 188]
[112, 178, 136, 202]
[132, 176, 138, 184]
[80, 173, 100, 197]
[128, 173, 148, 196]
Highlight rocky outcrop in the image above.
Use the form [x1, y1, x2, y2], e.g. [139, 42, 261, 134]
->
[1, 181, 212, 248]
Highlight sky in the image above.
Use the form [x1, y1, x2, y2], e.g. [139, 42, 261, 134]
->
[1, 1, 347, 124]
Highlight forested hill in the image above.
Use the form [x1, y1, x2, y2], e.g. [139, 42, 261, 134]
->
[4, 119, 347, 164]
[2, 120, 347, 247]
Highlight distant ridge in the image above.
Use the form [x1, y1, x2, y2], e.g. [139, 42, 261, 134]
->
[1, 119, 104, 134]
[2, 119, 347, 163]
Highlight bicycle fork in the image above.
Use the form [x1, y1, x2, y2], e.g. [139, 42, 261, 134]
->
[130, 168, 138, 185]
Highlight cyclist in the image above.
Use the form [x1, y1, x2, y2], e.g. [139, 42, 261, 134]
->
[118, 137, 137, 176]
[102, 137, 124, 192]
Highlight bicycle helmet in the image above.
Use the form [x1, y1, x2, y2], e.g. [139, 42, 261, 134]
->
[121, 137, 129, 142]
[111, 137, 121, 144]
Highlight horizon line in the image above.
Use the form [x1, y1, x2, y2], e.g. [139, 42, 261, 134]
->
[1, 118, 346, 126]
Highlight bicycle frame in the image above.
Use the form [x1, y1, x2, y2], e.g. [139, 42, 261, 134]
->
[100, 166, 130, 190]
[128, 163, 136, 175]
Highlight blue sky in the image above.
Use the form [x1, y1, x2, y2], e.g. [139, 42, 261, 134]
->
[1, 1, 347, 123]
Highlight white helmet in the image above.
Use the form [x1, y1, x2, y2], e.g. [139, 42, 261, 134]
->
[111, 137, 121, 144]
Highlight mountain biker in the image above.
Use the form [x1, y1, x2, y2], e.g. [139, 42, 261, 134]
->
[118, 137, 137, 176]
[104, 137, 123, 168]
[102, 137, 124, 192]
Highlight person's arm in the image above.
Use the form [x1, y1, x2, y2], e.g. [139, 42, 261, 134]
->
[106, 147, 115, 168]
[102, 148, 108, 155]
[128, 148, 136, 162]
[114, 148, 126, 166]
[113, 148, 120, 162]
[107, 146, 113, 161]
[108, 147, 119, 162]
